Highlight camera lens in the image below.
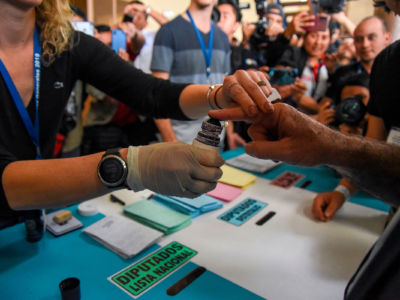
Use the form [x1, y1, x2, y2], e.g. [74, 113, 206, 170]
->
[335, 95, 366, 126]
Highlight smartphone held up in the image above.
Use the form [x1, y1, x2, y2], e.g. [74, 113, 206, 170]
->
[305, 14, 330, 32]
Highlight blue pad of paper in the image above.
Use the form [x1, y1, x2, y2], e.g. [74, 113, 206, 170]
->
[123, 200, 192, 235]
[153, 194, 223, 217]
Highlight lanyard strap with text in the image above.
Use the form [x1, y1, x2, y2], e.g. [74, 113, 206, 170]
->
[0, 27, 42, 159]
[186, 10, 214, 80]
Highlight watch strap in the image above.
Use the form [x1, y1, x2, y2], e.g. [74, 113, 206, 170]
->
[104, 148, 122, 157]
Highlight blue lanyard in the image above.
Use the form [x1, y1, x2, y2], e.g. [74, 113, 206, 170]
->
[186, 10, 214, 79]
[0, 27, 42, 159]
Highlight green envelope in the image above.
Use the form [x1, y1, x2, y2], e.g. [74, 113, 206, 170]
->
[123, 200, 192, 235]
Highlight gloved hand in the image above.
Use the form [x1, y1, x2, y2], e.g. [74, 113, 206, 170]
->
[126, 142, 224, 198]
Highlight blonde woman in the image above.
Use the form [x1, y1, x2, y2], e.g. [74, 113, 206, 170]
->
[0, 0, 273, 228]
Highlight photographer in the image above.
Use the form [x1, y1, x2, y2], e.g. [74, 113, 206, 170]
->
[123, 1, 168, 73]
[217, 0, 258, 72]
[316, 72, 370, 131]
[249, 3, 315, 67]
[277, 20, 331, 113]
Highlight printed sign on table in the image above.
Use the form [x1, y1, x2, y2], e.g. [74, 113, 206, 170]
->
[218, 198, 267, 226]
[109, 241, 197, 298]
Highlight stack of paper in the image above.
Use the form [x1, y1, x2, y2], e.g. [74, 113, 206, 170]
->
[123, 200, 192, 235]
[152, 194, 223, 217]
[83, 215, 163, 259]
[226, 153, 281, 173]
[207, 182, 243, 202]
[219, 165, 257, 188]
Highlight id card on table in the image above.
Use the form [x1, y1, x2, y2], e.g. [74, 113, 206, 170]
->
[270, 171, 305, 189]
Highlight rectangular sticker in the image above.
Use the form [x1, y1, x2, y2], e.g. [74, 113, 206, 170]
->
[109, 241, 197, 298]
[270, 171, 305, 188]
[218, 198, 267, 226]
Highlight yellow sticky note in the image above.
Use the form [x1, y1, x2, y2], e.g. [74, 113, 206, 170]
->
[219, 165, 256, 188]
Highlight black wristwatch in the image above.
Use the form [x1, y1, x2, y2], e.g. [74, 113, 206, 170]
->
[97, 148, 128, 188]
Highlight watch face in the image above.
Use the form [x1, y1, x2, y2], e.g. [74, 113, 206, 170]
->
[99, 157, 126, 185]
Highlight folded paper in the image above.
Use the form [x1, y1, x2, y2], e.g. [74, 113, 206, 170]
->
[153, 194, 223, 217]
[123, 200, 192, 234]
[219, 165, 257, 188]
[207, 182, 243, 202]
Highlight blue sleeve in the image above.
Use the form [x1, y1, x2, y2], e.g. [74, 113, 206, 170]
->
[151, 25, 175, 73]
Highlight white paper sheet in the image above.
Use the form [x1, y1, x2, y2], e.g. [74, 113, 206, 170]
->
[83, 214, 163, 259]
[226, 153, 281, 173]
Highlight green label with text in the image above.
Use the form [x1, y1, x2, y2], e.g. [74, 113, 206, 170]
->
[110, 241, 197, 297]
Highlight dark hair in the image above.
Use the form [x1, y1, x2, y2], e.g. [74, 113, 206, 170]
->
[373, 0, 391, 13]
[318, 0, 346, 14]
[128, 0, 144, 4]
[95, 24, 111, 33]
[70, 5, 87, 21]
[265, 3, 285, 19]
[126, 1, 148, 19]
[217, 0, 242, 22]
[335, 72, 370, 102]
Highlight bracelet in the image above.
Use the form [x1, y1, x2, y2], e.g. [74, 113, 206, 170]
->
[213, 85, 224, 109]
[334, 185, 351, 201]
[207, 85, 218, 109]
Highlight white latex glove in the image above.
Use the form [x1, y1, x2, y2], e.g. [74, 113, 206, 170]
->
[126, 142, 224, 198]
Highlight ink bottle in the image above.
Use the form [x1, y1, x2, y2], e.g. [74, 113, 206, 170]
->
[192, 118, 223, 151]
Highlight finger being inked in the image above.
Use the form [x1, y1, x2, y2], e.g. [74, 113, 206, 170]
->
[209, 107, 250, 121]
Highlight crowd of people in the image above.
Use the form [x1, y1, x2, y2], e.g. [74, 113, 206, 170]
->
[0, 0, 399, 298]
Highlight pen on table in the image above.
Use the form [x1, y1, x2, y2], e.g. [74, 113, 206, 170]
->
[110, 194, 126, 206]
[300, 180, 312, 189]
